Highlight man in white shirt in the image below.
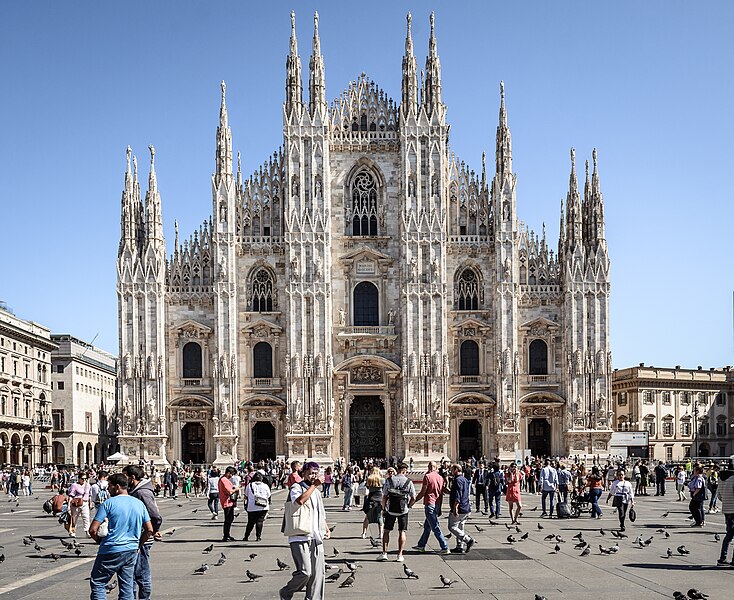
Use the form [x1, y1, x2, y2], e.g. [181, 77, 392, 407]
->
[280, 462, 330, 600]
[539, 460, 559, 517]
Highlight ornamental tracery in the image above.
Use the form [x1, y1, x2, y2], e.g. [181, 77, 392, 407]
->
[349, 170, 378, 236]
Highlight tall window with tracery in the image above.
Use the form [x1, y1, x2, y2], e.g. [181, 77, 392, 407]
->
[351, 170, 378, 236]
[251, 269, 274, 312]
[455, 268, 479, 310]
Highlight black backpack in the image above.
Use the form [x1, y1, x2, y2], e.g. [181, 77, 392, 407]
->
[386, 477, 411, 514]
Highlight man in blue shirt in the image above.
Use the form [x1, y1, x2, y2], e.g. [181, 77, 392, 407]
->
[539, 459, 559, 517]
[89, 473, 153, 600]
[448, 463, 475, 554]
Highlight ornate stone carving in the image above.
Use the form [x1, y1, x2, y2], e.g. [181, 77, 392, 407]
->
[351, 363, 382, 384]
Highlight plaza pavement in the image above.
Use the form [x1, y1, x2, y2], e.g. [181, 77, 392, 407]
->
[0, 483, 732, 599]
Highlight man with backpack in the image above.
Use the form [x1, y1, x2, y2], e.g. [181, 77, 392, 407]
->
[488, 463, 505, 518]
[90, 471, 110, 512]
[378, 462, 415, 562]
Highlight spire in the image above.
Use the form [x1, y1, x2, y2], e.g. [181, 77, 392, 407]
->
[285, 10, 303, 116]
[174, 219, 179, 253]
[119, 146, 135, 254]
[558, 198, 565, 258]
[145, 145, 164, 247]
[236, 151, 242, 189]
[565, 148, 583, 252]
[423, 12, 442, 115]
[308, 11, 326, 116]
[590, 147, 606, 248]
[215, 80, 233, 181]
[495, 81, 513, 181]
[481, 151, 487, 188]
[133, 153, 145, 250]
[583, 158, 591, 248]
[401, 12, 418, 115]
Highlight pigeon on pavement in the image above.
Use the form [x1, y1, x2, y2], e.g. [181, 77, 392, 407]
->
[193, 564, 209, 575]
[246, 570, 262, 581]
[339, 572, 356, 588]
[277, 558, 289, 571]
[440, 574, 457, 587]
[403, 564, 419, 579]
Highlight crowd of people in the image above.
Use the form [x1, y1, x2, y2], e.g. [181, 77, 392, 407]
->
[8, 452, 733, 599]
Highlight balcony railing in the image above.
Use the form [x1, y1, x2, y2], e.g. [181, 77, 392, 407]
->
[182, 379, 201, 386]
[460, 375, 481, 384]
[451, 375, 485, 386]
[244, 377, 282, 389]
[254, 378, 273, 387]
[522, 374, 559, 386]
[339, 326, 396, 336]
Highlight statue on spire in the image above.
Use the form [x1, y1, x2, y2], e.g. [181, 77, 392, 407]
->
[149, 144, 155, 163]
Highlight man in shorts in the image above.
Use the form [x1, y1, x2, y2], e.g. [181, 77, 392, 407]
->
[378, 462, 416, 562]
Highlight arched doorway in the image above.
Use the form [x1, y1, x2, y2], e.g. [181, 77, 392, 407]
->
[181, 422, 205, 464]
[252, 422, 276, 461]
[86, 443, 93, 466]
[40, 437, 49, 464]
[77, 442, 84, 467]
[528, 418, 551, 458]
[53, 441, 65, 464]
[349, 396, 385, 461]
[21, 435, 33, 467]
[10, 434, 20, 464]
[0, 433, 8, 464]
[698, 443, 710, 458]
[459, 419, 482, 460]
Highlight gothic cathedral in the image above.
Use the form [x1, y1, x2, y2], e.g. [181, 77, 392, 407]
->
[116, 12, 612, 467]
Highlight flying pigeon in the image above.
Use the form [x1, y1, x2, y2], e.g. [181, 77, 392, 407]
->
[403, 564, 419, 579]
[440, 574, 457, 587]
[245, 569, 262, 581]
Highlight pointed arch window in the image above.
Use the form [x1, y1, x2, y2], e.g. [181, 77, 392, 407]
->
[251, 268, 274, 312]
[455, 268, 480, 310]
[351, 170, 378, 236]
[353, 282, 379, 326]
[528, 339, 548, 375]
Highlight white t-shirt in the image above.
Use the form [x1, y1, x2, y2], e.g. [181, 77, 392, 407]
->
[288, 481, 325, 544]
[246, 481, 271, 512]
[208, 476, 220, 494]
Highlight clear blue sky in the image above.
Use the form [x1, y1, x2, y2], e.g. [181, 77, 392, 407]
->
[1, 1, 732, 369]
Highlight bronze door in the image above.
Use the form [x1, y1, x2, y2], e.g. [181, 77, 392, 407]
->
[252, 421, 276, 461]
[181, 422, 205, 464]
[528, 418, 551, 458]
[349, 396, 385, 461]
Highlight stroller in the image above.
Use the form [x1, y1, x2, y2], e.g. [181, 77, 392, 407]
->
[569, 488, 592, 518]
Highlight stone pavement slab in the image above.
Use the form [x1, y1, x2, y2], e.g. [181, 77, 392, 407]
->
[0, 486, 733, 599]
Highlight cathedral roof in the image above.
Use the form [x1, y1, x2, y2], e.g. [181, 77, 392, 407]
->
[329, 74, 398, 137]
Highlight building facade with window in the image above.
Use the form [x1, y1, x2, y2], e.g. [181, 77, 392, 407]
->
[0, 302, 54, 467]
[612, 364, 734, 461]
[116, 12, 613, 466]
[50, 335, 117, 466]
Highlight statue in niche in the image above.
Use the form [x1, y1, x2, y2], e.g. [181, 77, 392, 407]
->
[230, 355, 237, 379]
[220, 399, 229, 418]
[211, 357, 218, 379]
[220, 202, 227, 222]
[294, 398, 303, 421]
[407, 176, 415, 198]
[219, 256, 227, 279]
[338, 307, 346, 326]
[513, 351, 520, 375]
[314, 255, 323, 280]
[146, 397, 155, 424]
[409, 353, 417, 377]
[316, 398, 325, 422]
[146, 356, 154, 379]
[291, 177, 299, 198]
[314, 177, 322, 201]
[503, 200, 510, 221]
[409, 257, 418, 282]
[503, 257, 511, 280]
[387, 309, 395, 325]
[431, 258, 439, 282]
[290, 255, 300, 277]
[431, 175, 439, 197]
[220, 355, 228, 379]
[123, 353, 131, 379]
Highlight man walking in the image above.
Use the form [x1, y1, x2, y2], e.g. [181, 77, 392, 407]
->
[378, 462, 415, 562]
[488, 463, 505, 518]
[122, 465, 163, 600]
[539, 459, 559, 517]
[219, 466, 239, 542]
[411, 461, 450, 554]
[654, 461, 667, 496]
[89, 473, 153, 600]
[557, 464, 571, 504]
[471, 461, 490, 514]
[448, 463, 475, 553]
[717, 469, 734, 566]
[280, 462, 330, 600]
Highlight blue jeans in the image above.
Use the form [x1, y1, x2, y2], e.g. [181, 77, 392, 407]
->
[490, 493, 502, 517]
[342, 486, 353, 508]
[719, 513, 734, 563]
[134, 544, 152, 599]
[416, 504, 448, 550]
[541, 489, 555, 515]
[90, 549, 137, 600]
[207, 493, 219, 515]
[590, 488, 603, 517]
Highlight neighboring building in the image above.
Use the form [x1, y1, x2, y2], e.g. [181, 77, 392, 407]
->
[612, 363, 734, 461]
[0, 302, 54, 466]
[116, 12, 613, 466]
[50, 335, 117, 466]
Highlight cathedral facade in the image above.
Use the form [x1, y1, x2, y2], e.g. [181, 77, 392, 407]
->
[116, 12, 613, 466]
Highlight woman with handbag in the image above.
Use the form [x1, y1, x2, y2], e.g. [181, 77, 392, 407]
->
[244, 472, 271, 542]
[361, 467, 384, 539]
[606, 469, 634, 531]
[68, 472, 92, 537]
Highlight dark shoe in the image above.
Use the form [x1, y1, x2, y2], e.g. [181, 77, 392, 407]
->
[225, 536, 235, 542]
[620, 526, 625, 532]
[465, 538, 475, 553]
[717, 559, 729, 566]
[256, 537, 261, 542]
[243, 537, 249, 541]
[453, 547, 465, 554]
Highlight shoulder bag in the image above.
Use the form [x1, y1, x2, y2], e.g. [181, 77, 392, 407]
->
[251, 484, 268, 508]
[283, 483, 313, 536]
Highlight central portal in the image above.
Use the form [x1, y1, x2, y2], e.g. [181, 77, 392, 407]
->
[181, 422, 205, 464]
[349, 395, 385, 461]
[528, 418, 551, 458]
[459, 419, 482, 460]
[252, 421, 276, 461]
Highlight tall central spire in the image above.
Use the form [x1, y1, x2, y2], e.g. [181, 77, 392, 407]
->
[145, 145, 164, 247]
[285, 10, 303, 116]
[495, 81, 512, 181]
[401, 12, 418, 115]
[215, 80, 233, 181]
[309, 11, 326, 116]
[423, 11, 442, 115]
[565, 148, 583, 252]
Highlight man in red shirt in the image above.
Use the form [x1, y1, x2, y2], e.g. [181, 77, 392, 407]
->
[410, 461, 450, 553]
[218, 467, 238, 542]
[286, 460, 302, 488]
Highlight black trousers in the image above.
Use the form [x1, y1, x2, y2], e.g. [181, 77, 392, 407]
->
[222, 506, 236, 540]
[244, 510, 268, 540]
[475, 485, 488, 511]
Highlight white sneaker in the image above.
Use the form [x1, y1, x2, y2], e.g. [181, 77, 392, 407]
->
[361, 532, 367, 539]
[395, 555, 404, 562]
[376, 553, 388, 562]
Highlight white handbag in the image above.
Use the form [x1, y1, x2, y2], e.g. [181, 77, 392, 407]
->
[283, 498, 313, 537]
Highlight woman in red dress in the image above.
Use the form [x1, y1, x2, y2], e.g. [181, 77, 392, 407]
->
[505, 463, 524, 525]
